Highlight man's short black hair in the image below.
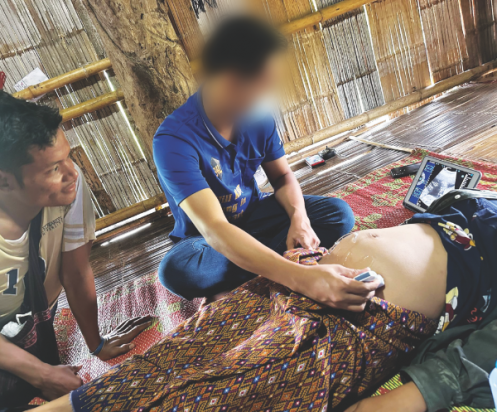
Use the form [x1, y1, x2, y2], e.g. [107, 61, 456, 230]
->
[0, 91, 62, 179]
[202, 15, 287, 78]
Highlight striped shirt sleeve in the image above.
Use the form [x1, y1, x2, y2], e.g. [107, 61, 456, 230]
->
[62, 164, 96, 252]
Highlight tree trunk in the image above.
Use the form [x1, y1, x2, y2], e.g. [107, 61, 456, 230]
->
[74, 0, 197, 157]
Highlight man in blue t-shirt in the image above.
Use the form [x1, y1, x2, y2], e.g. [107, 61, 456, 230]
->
[153, 16, 381, 309]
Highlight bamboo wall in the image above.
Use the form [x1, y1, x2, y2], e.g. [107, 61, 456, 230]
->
[0, 0, 162, 216]
[169, 0, 497, 143]
[2, 0, 497, 217]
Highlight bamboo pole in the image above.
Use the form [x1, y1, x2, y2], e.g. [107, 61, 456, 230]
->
[13, 58, 112, 100]
[96, 193, 167, 231]
[347, 137, 413, 153]
[60, 89, 124, 122]
[278, 0, 376, 35]
[283, 59, 497, 153]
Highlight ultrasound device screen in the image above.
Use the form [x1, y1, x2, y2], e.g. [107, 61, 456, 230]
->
[408, 160, 474, 210]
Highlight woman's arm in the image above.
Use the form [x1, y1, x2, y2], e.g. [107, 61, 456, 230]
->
[402, 319, 497, 411]
[345, 382, 427, 412]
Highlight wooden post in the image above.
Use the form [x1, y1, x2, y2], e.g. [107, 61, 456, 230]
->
[70, 146, 116, 215]
[75, 0, 197, 156]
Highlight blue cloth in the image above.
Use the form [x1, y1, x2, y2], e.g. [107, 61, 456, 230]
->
[159, 195, 354, 300]
[153, 91, 286, 242]
[409, 198, 497, 331]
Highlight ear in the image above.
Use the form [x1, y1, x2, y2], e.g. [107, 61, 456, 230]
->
[0, 170, 19, 192]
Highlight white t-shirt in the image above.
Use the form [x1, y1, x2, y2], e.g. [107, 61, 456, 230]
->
[0, 165, 96, 324]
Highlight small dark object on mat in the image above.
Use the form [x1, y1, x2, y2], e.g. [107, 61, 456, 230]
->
[319, 146, 337, 160]
[391, 162, 421, 178]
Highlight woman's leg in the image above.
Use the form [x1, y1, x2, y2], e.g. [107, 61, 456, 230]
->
[47, 276, 437, 412]
[31, 394, 71, 412]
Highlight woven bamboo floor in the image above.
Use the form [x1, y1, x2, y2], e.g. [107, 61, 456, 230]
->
[83, 80, 497, 297]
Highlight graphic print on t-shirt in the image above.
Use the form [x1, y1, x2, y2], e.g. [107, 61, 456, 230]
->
[211, 157, 223, 180]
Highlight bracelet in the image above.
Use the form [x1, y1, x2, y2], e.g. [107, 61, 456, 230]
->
[90, 337, 106, 356]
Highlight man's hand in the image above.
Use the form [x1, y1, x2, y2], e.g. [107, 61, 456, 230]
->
[344, 382, 427, 412]
[295, 264, 380, 311]
[96, 316, 153, 361]
[286, 214, 320, 250]
[37, 364, 83, 401]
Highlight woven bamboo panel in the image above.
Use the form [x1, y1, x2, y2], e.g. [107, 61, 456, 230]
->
[366, 0, 431, 102]
[318, 0, 384, 118]
[417, 0, 468, 83]
[474, 0, 497, 64]
[261, 0, 345, 141]
[0, 0, 162, 215]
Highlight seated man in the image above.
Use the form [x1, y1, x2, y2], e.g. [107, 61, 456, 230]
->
[0, 92, 151, 410]
[34, 192, 497, 412]
[153, 16, 379, 308]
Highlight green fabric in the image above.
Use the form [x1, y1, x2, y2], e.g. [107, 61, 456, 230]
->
[401, 320, 497, 412]
[375, 375, 495, 412]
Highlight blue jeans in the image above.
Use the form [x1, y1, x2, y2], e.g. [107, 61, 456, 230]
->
[159, 195, 354, 300]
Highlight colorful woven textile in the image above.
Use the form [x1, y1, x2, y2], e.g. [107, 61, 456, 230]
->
[71, 277, 436, 411]
[48, 149, 497, 411]
[283, 247, 328, 265]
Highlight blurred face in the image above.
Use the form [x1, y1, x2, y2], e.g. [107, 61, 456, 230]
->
[17, 129, 79, 208]
[218, 54, 284, 119]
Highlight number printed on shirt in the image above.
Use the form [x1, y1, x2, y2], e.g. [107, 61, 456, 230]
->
[3, 269, 19, 295]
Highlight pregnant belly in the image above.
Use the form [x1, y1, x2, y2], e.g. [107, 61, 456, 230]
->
[319, 223, 448, 319]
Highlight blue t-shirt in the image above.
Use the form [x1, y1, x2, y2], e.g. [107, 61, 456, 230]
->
[153, 91, 286, 242]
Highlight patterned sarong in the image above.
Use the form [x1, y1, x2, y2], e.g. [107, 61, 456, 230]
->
[71, 250, 437, 411]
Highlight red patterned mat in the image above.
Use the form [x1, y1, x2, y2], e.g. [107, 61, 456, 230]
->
[54, 274, 202, 383]
[333, 149, 497, 231]
[36, 149, 496, 409]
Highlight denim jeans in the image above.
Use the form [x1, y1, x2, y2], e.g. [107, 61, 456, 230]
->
[158, 195, 354, 300]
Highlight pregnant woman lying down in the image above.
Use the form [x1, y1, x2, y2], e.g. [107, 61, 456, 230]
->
[35, 196, 497, 412]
